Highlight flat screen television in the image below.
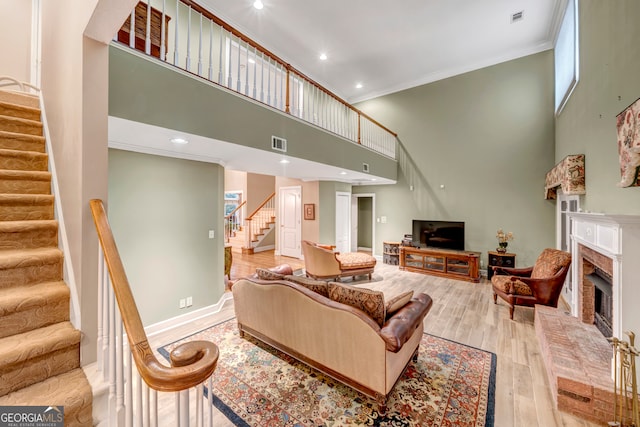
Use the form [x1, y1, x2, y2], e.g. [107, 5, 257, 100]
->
[412, 220, 465, 251]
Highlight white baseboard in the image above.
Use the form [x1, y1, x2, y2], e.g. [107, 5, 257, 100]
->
[145, 292, 233, 338]
[358, 246, 372, 251]
[253, 244, 275, 253]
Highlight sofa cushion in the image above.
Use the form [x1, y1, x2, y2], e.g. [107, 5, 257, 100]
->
[336, 252, 377, 270]
[256, 268, 285, 281]
[328, 282, 385, 326]
[284, 275, 329, 297]
[385, 290, 414, 315]
[531, 249, 571, 279]
[492, 275, 533, 296]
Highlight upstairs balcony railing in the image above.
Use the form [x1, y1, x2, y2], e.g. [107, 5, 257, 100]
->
[116, 0, 397, 159]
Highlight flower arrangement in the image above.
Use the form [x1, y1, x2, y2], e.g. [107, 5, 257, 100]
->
[496, 229, 514, 243]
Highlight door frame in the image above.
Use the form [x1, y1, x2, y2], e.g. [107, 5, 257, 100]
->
[556, 191, 580, 310]
[351, 193, 376, 256]
[278, 185, 302, 258]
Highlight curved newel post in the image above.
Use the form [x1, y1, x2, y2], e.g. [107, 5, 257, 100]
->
[90, 199, 219, 425]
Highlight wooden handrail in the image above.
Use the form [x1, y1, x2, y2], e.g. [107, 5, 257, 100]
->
[224, 200, 246, 221]
[246, 192, 276, 221]
[174, 0, 397, 138]
[90, 199, 219, 392]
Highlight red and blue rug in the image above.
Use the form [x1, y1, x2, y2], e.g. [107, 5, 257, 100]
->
[159, 319, 495, 426]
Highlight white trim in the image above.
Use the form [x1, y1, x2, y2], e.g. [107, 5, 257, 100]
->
[144, 292, 233, 338]
[253, 244, 275, 253]
[109, 140, 226, 165]
[351, 193, 376, 257]
[30, 0, 42, 89]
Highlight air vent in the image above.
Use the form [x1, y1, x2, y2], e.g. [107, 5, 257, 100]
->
[362, 163, 370, 173]
[511, 10, 524, 23]
[271, 136, 287, 152]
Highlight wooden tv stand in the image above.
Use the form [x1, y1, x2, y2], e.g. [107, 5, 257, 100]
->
[399, 246, 480, 283]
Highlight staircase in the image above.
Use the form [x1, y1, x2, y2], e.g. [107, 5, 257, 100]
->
[0, 89, 92, 424]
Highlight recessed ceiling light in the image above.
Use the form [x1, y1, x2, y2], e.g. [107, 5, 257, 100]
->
[279, 159, 290, 164]
[319, 53, 327, 61]
[248, 58, 255, 64]
[340, 171, 347, 175]
[355, 83, 363, 89]
[170, 137, 189, 144]
[253, 0, 263, 10]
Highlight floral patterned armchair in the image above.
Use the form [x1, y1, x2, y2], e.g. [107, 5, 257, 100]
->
[491, 248, 571, 320]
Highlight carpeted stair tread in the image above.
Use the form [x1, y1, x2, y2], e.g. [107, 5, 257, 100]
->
[0, 130, 46, 153]
[0, 90, 39, 109]
[0, 114, 43, 136]
[0, 368, 92, 425]
[0, 148, 48, 171]
[0, 282, 69, 339]
[0, 247, 62, 270]
[0, 193, 54, 221]
[0, 100, 40, 121]
[0, 321, 79, 367]
[0, 169, 51, 194]
[0, 220, 58, 250]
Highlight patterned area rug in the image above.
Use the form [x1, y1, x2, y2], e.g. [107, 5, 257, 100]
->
[159, 319, 495, 426]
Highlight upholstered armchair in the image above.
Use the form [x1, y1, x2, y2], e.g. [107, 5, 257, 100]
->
[301, 240, 376, 281]
[491, 248, 571, 320]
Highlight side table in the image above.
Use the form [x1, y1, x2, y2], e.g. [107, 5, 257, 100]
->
[383, 241, 400, 265]
[487, 251, 516, 280]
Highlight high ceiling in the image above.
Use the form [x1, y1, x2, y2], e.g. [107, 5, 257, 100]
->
[198, 0, 566, 103]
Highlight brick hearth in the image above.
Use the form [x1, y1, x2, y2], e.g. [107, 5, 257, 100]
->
[534, 305, 616, 424]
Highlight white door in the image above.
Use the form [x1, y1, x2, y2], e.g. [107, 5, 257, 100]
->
[335, 192, 351, 253]
[557, 192, 580, 308]
[279, 186, 301, 258]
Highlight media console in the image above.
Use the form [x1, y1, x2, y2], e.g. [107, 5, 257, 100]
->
[399, 246, 481, 283]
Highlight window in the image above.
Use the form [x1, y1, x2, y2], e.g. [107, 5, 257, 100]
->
[554, 0, 579, 114]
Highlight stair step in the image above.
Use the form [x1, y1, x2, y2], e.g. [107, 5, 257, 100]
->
[0, 220, 58, 250]
[0, 247, 63, 289]
[0, 90, 39, 109]
[0, 194, 54, 221]
[0, 322, 80, 396]
[0, 169, 51, 194]
[0, 114, 43, 136]
[0, 368, 92, 424]
[0, 148, 48, 171]
[0, 100, 41, 121]
[0, 130, 46, 153]
[0, 281, 69, 339]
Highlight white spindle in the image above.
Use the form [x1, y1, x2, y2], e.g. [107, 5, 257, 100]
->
[267, 58, 271, 106]
[173, 0, 179, 65]
[116, 311, 125, 424]
[129, 10, 135, 48]
[273, 64, 278, 109]
[196, 385, 203, 427]
[252, 47, 257, 99]
[244, 45, 249, 96]
[145, 1, 151, 55]
[227, 34, 233, 88]
[236, 39, 241, 92]
[208, 21, 213, 80]
[197, 13, 203, 76]
[144, 385, 151, 427]
[180, 390, 190, 426]
[218, 26, 224, 85]
[260, 52, 265, 102]
[97, 247, 105, 373]
[160, 0, 166, 60]
[108, 285, 117, 426]
[151, 389, 158, 427]
[186, 6, 191, 71]
[207, 377, 213, 426]
[125, 351, 133, 427]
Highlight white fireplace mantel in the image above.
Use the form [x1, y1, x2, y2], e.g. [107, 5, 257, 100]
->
[569, 212, 640, 344]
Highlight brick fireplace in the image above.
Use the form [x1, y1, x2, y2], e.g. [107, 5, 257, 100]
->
[535, 213, 640, 424]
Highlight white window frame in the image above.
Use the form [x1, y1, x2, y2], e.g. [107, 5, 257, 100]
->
[554, 0, 580, 115]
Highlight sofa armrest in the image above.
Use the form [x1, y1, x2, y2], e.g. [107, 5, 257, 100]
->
[380, 293, 433, 352]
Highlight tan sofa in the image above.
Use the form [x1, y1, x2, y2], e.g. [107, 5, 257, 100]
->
[232, 273, 432, 412]
[302, 240, 377, 280]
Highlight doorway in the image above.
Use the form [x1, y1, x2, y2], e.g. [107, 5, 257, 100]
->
[351, 193, 376, 256]
[279, 186, 302, 258]
[335, 192, 351, 254]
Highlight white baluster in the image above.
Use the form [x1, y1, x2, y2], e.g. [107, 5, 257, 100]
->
[174, 392, 180, 427]
[144, 385, 150, 427]
[108, 285, 117, 426]
[185, 6, 191, 71]
[116, 311, 125, 425]
[236, 39, 241, 92]
[252, 47, 257, 99]
[150, 389, 158, 427]
[267, 57, 271, 106]
[196, 384, 203, 427]
[245, 45, 249, 96]
[179, 390, 189, 426]
[208, 21, 213, 80]
[227, 34, 233, 88]
[125, 352, 132, 427]
[97, 247, 104, 374]
[260, 52, 265, 102]
[197, 13, 203, 76]
[173, 0, 179, 65]
[207, 376, 213, 426]
[135, 372, 143, 427]
[160, 0, 166, 60]
[218, 26, 224, 85]
[145, 1, 151, 55]
[273, 64, 278, 109]
[129, 10, 135, 48]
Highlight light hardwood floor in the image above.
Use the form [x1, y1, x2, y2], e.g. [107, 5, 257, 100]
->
[148, 251, 601, 427]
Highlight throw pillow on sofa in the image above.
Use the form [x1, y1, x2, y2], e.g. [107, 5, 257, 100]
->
[284, 275, 329, 297]
[256, 268, 285, 281]
[385, 290, 414, 316]
[328, 282, 386, 327]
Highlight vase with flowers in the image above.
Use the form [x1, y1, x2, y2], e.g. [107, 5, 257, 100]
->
[496, 229, 514, 253]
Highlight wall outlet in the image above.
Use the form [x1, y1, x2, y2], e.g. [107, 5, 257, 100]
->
[208, 230, 215, 239]
[381, 216, 387, 224]
[186, 296, 193, 307]
[179, 298, 186, 309]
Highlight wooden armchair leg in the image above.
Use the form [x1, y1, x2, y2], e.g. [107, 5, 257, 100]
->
[375, 393, 387, 416]
[493, 293, 497, 304]
[509, 305, 515, 320]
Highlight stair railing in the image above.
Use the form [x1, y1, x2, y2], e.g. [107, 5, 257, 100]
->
[90, 199, 219, 426]
[0, 77, 81, 328]
[114, 0, 397, 159]
[224, 200, 246, 243]
[244, 192, 275, 250]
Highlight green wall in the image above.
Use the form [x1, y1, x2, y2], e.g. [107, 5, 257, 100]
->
[108, 149, 225, 326]
[318, 181, 352, 245]
[358, 197, 373, 248]
[556, 0, 640, 213]
[356, 51, 556, 266]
